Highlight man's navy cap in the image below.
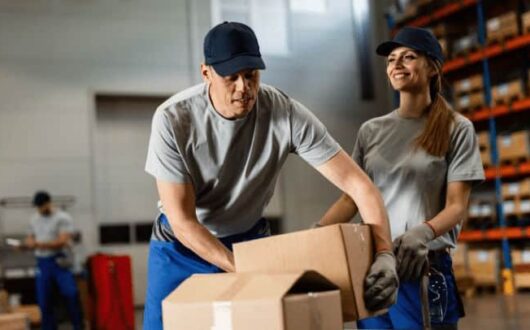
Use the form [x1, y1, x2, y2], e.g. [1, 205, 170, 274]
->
[204, 21, 266, 77]
[376, 26, 444, 63]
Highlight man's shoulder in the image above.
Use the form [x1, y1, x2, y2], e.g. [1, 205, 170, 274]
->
[53, 210, 73, 222]
[157, 83, 208, 115]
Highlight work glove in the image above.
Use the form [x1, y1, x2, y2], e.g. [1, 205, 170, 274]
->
[393, 223, 435, 282]
[363, 251, 399, 311]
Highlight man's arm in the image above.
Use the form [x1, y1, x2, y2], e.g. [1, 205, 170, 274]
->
[316, 150, 392, 253]
[35, 232, 71, 250]
[156, 179, 235, 272]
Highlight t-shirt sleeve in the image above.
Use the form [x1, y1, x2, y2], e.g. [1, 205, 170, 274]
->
[145, 108, 191, 183]
[58, 213, 75, 234]
[351, 124, 367, 170]
[447, 119, 485, 183]
[289, 99, 341, 166]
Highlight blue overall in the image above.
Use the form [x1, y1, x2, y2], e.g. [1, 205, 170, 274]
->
[143, 214, 271, 330]
[357, 251, 464, 329]
[36, 255, 83, 330]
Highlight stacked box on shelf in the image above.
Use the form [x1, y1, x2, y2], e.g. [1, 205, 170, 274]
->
[455, 90, 485, 114]
[452, 243, 474, 297]
[491, 79, 525, 106]
[452, 32, 479, 57]
[467, 198, 496, 229]
[487, 11, 519, 44]
[497, 130, 530, 163]
[522, 11, 530, 34]
[512, 249, 530, 289]
[477, 131, 492, 167]
[468, 249, 501, 288]
[502, 179, 530, 219]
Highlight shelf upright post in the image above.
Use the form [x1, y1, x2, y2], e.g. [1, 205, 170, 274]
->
[476, 0, 515, 295]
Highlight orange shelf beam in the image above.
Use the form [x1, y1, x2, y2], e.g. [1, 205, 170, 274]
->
[484, 162, 530, 180]
[443, 33, 530, 73]
[393, 0, 477, 32]
[459, 227, 529, 242]
[468, 97, 530, 122]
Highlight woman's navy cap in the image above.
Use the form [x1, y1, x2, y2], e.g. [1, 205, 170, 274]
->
[204, 21, 266, 77]
[376, 26, 444, 63]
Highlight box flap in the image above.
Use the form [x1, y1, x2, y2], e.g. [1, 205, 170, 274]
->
[164, 270, 338, 304]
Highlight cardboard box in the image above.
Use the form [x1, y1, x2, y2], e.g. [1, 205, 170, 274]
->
[455, 91, 484, 112]
[9, 305, 40, 325]
[468, 249, 500, 286]
[0, 313, 29, 330]
[162, 271, 343, 330]
[487, 12, 518, 43]
[492, 80, 524, 106]
[523, 11, 530, 34]
[234, 224, 375, 321]
[452, 33, 479, 57]
[497, 131, 530, 162]
[454, 74, 483, 95]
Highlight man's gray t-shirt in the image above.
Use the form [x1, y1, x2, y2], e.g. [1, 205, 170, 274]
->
[28, 210, 74, 257]
[352, 110, 484, 250]
[145, 83, 341, 237]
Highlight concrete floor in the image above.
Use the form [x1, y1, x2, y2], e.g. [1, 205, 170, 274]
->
[127, 293, 530, 330]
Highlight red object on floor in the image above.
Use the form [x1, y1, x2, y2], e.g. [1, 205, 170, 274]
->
[88, 254, 135, 330]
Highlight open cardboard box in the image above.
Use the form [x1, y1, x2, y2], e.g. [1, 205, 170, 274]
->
[162, 270, 342, 330]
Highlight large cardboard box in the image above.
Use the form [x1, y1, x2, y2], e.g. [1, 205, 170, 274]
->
[454, 74, 483, 95]
[9, 305, 40, 325]
[233, 224, 376, 321]
[468, 249, 500, 287]
[162, 271, 343, 330]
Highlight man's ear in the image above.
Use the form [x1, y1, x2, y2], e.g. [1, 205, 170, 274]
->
[201, 63, 211, 83]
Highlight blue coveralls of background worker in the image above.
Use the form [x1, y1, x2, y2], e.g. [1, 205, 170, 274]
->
[24, 190, 83, 330]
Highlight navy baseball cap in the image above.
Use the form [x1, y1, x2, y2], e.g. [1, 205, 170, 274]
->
[376, 26, 444, 63]
[204, 21, 266, 77]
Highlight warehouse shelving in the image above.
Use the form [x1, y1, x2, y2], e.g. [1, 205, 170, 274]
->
[386, 0, 530, 295]
[392, 0, 478, 33]
[444, 33, 530, 73]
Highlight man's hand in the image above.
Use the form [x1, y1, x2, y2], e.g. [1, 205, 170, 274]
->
[363, 251, 399, 310]
[393, 223, 435, 282]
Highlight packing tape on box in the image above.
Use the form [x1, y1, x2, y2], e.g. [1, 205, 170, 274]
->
[211, 276, 251, 330]
[308, 292, 323, 330]
[211, 301, 232, 330]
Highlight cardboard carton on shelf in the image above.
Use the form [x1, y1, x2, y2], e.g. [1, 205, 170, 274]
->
[468, 249, 501, 287]
[455, 91, 484, 113]
[454, 74, 484, 96]
[523, 11, 530, 34]
[162, 270, 343, 330]
[492, 80, 525, 106]
[487, 11, 519, 44]
[497, 130, 530, 163]
[233, 224, 378, 321]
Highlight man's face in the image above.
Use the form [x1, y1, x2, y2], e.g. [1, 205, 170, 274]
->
[38, 202, 52, 216]
[202, 65, 260, 119]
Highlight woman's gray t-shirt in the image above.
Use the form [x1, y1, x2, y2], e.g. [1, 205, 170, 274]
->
[352, 110, 484, 250]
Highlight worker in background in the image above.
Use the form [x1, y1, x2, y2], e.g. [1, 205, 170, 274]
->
[24, 191, 83, 330]
[318, 27, 485, 329]
[143, 21, 399, 330]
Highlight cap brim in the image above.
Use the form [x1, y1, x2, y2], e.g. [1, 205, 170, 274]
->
[376, 41, 406, 56]
[212, 55, 266, 77]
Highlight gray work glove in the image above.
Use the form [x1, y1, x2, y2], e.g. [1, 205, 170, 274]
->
[393, 223, 435, 282]
[363, 251, 399, 311]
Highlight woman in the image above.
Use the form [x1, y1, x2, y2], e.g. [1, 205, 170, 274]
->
[317, 27, 484, 329]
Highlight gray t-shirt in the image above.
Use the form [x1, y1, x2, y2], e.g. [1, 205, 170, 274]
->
[28, 209, 74, 257]
[145, 83, 341, 237]
[352, 110, 484, 250]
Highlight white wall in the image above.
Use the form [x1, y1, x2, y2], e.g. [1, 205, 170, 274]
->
[0, 0, 392, 306]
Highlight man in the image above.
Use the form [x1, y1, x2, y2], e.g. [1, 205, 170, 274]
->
[25, 191, 83, 330]
[144, 21, 398, 329]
